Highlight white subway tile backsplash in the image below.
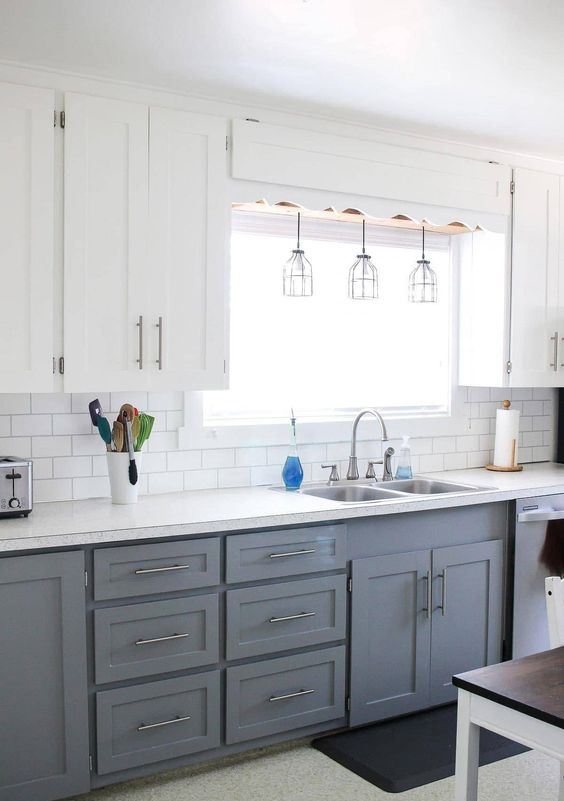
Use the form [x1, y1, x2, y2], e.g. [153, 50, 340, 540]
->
[218, 467, 250, 488]
[0, 384, 553, 503]
[12, 414, 51, 436]
[53, 456, 92, 478]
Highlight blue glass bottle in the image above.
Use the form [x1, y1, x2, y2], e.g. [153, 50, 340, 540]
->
[282, 411, 304, 490]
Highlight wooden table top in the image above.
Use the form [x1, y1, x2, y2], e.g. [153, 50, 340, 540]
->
[453, 647, 564, 730]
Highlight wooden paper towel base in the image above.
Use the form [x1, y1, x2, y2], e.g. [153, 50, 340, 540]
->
[485, 464, 523, 472]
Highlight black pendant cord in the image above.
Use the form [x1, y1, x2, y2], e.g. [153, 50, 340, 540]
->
[297, 211, 301, 250]
[422, 225, 425, 260]
[362, 219, 366, 255]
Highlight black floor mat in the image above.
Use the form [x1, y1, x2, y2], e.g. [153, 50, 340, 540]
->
[312, 703, 528, 793]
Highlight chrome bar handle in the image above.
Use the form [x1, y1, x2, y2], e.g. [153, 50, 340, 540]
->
[422, 570, 432, 619]
[438, 569, 447, 616]
[135, 632, 190, 646]
[134, 564, 190, 575]
[156, 316, 163, 370]
[268, 688, 315, 703]
[550, 331, 558, 370]
[137, 714, 191, 732]
[269, 548, 316, 559]
[136, 315, 143, 370]
[269, 611, 316, 624]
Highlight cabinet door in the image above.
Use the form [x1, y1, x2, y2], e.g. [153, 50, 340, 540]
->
[350, 550, 431, 726]
[430, 540, 503, 705]
[148, 107, 228, 389]
[511, 167, 561, 387]
[0, 552, 89, 801]
[64, 93, 149, 391]
[0, 82, 54, 391]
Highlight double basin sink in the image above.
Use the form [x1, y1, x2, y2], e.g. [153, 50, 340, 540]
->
[298, 477, 487, 504]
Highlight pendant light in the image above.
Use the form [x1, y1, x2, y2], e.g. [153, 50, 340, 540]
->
[348, 219, 378, 300]
[408, 226, 437, 303]
[283, 212, 313, 297]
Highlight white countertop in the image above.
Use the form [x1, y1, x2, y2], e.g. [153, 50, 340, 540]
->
[2, 462, 564, 553]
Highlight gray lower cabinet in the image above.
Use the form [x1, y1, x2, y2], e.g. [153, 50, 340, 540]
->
[350, 540, 503, 726]
[0, 552, 89, 801]
[96, 671, 221, 774]
[94, 594, 220, 683]
[429, 540, 503, 704]
[350, 549, 432, 726]
[226, 575, 347, 660]
[226, 646, 346, 744]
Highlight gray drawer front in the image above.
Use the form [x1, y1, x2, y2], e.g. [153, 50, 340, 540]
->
[225, 525, 346, 584]
[225, 646, 345, 744]
[226, 576, 346, 660]
[94, 595, 220, 684]
[96, 672, 220, 774]
[93, 539, 220, 600]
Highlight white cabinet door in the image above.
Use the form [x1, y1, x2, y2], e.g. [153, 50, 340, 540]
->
[510, 167, 561, 387]
[63, 93, 149, 392]
[148, 107, 228, 389]
[0, 82, 54, 391]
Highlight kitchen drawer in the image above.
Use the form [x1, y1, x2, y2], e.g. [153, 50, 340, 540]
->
[96, 671, 220, 774]
[93, 539, 220, 600]
[225, 646, 345, 744]
[94, 595, 219, 684]
[226, 576, 346, 660]
[225, 525, 346, 584]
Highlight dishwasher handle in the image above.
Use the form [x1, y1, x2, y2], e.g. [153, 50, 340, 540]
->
[517, 509, 564, 523]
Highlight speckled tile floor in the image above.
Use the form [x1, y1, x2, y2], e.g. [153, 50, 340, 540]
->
[70, 741, 559, 801]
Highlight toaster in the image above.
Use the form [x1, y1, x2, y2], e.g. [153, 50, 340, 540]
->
[0, 457, 32, 517]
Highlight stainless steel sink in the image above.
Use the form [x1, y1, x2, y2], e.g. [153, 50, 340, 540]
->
[301, 485, 407, 503]
[383, 478, 485, 494]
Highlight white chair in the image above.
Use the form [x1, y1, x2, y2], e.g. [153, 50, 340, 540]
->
[545, 576, 564, 801]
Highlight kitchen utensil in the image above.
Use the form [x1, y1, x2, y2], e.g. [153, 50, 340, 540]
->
[97, 416, 113, 452]
[123, 410, 138, 485]
[132, 415, 140, 443]
[119, 403, 136, 422]
[134, 413, 155, 451]
[88, 398, 103, 427]
[112, 420, 124, 453]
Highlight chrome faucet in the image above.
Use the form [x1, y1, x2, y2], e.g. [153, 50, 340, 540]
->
[347, 408, 391, 481]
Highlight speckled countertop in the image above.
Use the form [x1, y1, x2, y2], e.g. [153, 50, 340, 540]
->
[1, 462, 564, 553]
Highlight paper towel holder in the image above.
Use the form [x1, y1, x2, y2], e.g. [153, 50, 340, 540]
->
[486, 399, 523, 472]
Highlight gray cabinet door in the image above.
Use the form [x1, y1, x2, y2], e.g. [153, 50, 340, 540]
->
[0, 552, 89, 801]
[350, 550, 432, 726]
[430, 539, 503, 705]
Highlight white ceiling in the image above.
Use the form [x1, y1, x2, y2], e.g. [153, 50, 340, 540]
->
[1, 0, 563, 159]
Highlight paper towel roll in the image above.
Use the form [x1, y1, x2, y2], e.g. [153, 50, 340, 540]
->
[492, 402, 520, 468]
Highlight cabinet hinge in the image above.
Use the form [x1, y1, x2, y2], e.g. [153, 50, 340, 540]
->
[52, 356, 56, 374]
[506, 360, 512, 374]
[53, 109, 57, 127]
[225, 135, 229, 151]
[347, 577, 352, 592]
[58, 356, 65, 375]
[223, 359, 226, 374]
[84, 570, 88, 588]
[89, 754, 93, 772]
[346, 696, 351, 712]
[60, 110, 65, 129]
[510, 179, 515, 194]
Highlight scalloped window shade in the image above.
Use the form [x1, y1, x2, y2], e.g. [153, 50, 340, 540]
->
[204, 211, 452, 426]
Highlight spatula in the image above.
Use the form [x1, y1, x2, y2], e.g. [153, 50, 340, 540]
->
[88, 398, 103, 427]
[97, 416, 113, 452]
[134, 413, 155, 451]
[112, 420, 124, 453]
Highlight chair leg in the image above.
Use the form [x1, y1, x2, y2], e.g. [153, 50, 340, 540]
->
[455, 689, 480, 801]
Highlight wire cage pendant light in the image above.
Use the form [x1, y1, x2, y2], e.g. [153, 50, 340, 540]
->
[283, 212, 313, 297]
[408, 226, 437, 303]
[348, 219, 379, 300]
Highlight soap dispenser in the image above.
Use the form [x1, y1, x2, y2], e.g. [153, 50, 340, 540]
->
[282, 408, 304, 490]
[395, 435, 413, 479]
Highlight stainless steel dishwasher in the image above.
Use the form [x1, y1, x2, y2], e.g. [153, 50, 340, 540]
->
[512, 493, 564, 658]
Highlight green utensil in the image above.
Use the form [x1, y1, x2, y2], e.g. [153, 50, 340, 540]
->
[97, 416, 113, 452]
[134, 413, 154, 451]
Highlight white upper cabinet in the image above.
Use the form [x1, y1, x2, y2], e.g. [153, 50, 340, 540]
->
[510, 167, 562, 387]
[64, 93, 149, 392]
[148, 107, 228, 389]
[0, 82, 54, 391]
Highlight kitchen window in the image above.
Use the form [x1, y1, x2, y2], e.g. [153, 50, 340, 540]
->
[203, 211, 453, 429]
